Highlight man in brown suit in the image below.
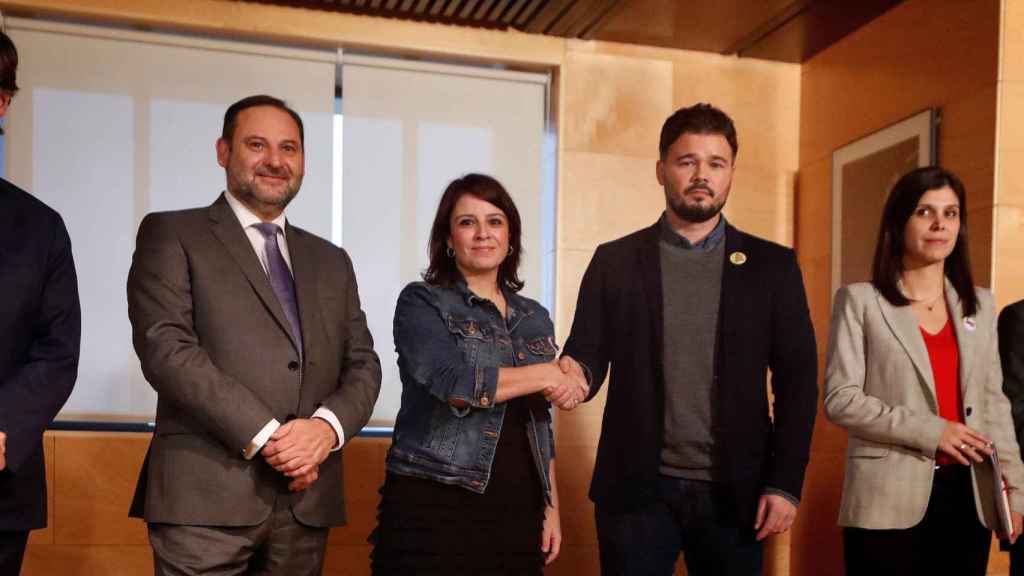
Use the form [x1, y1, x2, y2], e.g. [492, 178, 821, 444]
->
[128, 94, 381, 575]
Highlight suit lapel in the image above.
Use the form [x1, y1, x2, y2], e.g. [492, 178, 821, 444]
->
[876, 290, 937, 408]
[945, 278, 978, 397]
[207, 194, 299, 356]
[638, 223, 664, 370]
[717, 225, 746, 358]
[286, 224, 318, 360]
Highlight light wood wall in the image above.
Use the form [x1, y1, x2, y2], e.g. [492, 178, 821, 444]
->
[795, 0, 1005, 574]
[996, 0, 1024, 308]
[8, 0, 801, 574]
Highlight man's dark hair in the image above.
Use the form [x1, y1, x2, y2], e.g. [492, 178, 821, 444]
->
[221, 94, 304, 147]
[424, 173, 524, 292]
[871, 166, 977, 317]
[0, 30, 18, 96]
[659, 103, 738, 160]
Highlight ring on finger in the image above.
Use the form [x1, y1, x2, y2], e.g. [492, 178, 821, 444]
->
[960, 443, 970, 451]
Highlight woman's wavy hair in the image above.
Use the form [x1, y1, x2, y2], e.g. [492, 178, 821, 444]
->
[870, 166, 977, 317]
[423, 173, 524, 292]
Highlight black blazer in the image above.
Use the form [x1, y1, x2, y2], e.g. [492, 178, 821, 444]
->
[999, 300, 1024, 451]
[0, 179, 80, 530]
[563, 220, 817, 527]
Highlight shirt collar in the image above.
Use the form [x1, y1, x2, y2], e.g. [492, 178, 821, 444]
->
[454, 279, 531, 321]
[224, 190, 288, 233]
[658, 212, 726, 251]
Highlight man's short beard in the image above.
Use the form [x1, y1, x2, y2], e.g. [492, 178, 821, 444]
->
[669, 196, 724, 224]
[231, 175, 301, 212]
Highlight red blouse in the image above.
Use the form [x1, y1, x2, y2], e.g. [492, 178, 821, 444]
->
[920, 319, 962, 465]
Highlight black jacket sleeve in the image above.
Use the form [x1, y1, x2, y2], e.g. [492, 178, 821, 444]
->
[0, 215, 81, 473]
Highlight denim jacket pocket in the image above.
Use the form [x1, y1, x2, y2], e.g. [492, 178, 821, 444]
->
[425, 401, 463, 462]
[525, 336, 558, 359]
[446, 315, 491, 365]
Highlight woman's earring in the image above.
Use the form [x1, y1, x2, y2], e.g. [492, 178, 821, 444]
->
[508, 246, 514, 256]
[446, 246, 455, 258]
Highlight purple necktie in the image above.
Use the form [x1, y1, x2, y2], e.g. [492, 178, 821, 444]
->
[253, 222, 303, 351]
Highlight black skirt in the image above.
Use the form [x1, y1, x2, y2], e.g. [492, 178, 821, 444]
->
[370, 397, 546, 575]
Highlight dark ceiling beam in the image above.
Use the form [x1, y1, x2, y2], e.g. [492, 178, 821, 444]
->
[523, 0, 575, 33]
[547, 0, 617, 37]
[428, 0, 446, 16]
[458, 0, 481, 18]
[487, 0, 513, 22]
[721, 0, 810, 55]
[579, 0, 626, 39]
[513, 0, 546, 27]
[472, 0, 497, 20]
[502, 0, 529, 24]
[443, 0, 463, 16]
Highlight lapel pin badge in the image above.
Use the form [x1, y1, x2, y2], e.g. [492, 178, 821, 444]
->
[963, 317, 976, 332]
[729, 251, 747, 265]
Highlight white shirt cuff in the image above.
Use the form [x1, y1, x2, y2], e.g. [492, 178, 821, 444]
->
[243, 418, 280, 460]
[312, 407, 345, 451]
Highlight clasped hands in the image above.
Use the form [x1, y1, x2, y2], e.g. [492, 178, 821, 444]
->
[544, 355, 589, 411]
[0, 431, 6, 471]
[261, 418, 337, 493]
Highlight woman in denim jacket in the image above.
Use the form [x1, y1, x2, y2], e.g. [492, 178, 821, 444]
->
[370, 174, 586, 575]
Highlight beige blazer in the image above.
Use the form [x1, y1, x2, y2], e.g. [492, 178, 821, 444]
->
[824, 280, 1024, 530]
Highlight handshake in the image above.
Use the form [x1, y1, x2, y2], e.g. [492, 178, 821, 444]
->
[543, 355, 589, 411]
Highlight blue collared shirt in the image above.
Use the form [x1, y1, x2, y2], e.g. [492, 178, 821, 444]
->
[659, 212, 727, 251]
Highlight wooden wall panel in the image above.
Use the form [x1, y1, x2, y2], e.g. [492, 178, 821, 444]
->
[53, 433, 149, 545]
[796, 0, 1002, 574]
[996, 0, 1024, 308]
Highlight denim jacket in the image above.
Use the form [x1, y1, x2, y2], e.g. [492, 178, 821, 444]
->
[386, 281, 557, 500]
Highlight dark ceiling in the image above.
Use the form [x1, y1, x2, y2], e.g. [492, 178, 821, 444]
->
[247, 0, 904, 63]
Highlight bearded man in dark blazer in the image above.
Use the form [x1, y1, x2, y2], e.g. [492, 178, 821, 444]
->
[562, 103, 818, 576]
[0, 29, 81, 575]
[128, 94, 381, 575]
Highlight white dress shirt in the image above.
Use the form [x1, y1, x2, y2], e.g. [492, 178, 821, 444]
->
[223, 191, 346, 459]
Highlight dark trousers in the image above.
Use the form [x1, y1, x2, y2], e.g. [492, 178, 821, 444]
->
[595, 476, 763, 576]
[148, 496, 329, 576]
[844, 464, 991, 576]
[0, 530, 29, 576]
[1006, 532, 1024, 575]
[1010, 538, 1024, 575]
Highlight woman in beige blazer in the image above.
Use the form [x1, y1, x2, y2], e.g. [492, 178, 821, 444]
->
[825, 166, 1024, 575]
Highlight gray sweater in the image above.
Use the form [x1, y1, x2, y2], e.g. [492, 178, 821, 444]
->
[657, 218, 724, 481]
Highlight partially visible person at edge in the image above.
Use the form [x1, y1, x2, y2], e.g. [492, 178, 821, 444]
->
[0, 29, 82, 576]
[825, 166, 1024, 576]
[370, 173, 588, 575]
[999, 297, 1024, 575]
[560, 103, 819, 575]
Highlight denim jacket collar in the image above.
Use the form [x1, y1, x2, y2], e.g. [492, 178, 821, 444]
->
[454, 280, 535, 330]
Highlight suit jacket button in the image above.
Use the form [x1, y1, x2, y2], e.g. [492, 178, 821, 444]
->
[965, 406, 973, 417]
[288, 361, 299, 371]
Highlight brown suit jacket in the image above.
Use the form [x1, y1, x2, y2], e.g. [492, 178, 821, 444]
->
[824, 280, 1024, 530]
[127, 194, 381, 527]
